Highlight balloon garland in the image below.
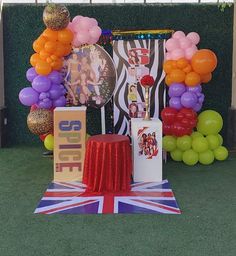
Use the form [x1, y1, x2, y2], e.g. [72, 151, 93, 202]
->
[18, 3, 102, 150]
[162, 31, 228, 165]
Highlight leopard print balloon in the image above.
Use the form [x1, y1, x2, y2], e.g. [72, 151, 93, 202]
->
[43, 4, 70, 31]
[27, 109, 53, 135]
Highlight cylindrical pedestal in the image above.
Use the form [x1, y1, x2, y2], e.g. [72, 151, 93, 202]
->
[131, 118, 162, 182]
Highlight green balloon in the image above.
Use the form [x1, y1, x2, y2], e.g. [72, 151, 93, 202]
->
[217, 134, 223, 146]
[191, 131, 204, 140]
[183, 149, 199, 166]
[176, 135, 192, 151]
[206, 134, 220, 150]
[170, 149, 183, 161]
[192, 137, 209, 153]
[163, 135, 176, 152]
[197, 110, 223, 135]
[214, 146, 228, 161]
[199, 150, 215, 165]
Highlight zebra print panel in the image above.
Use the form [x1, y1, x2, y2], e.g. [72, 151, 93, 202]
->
[113, 39, 166, 136]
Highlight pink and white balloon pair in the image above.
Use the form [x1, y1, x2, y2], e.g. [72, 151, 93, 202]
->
[165, 31, 200, 61]
[67, 15, 102, 47]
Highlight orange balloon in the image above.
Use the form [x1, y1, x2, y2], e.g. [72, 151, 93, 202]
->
[185, 72, 201, 87]
[183, 64, 192, 73]
[51, 59, 63, 70]
[165, 75, 173, 86]
[39, 50, 50, 60]
[44, 41, 57, 54]
[58, 29, 74, 44]
[163, 60, 174, 74]
[33, 36, 47, 53]
[171, 60, 178, 69]
[201, 73, 212, 83]
[54, 42, 66, 57]
[63, 44, 72, 56]
[35, 60, 52, 75]
[177, 58, 188, 69]
[191, 49, 217, 75]
[30, 53, 41, 67]
[169, 69, 186, 83]
[43, 28, 58, 41]
[51, 55, 58, 61]
[46, 57, 53, 64]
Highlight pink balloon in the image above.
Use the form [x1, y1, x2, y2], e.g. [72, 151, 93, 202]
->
[179, 37, 192, 50]
[172, 31, 186, 40]
[79, 17, 94, 30]
[76, 33, 90, 45]
[90, 18, 98, 27]
[171, 48, 185, 60]
[87, 37, 99, 45]
[187, 32, 200, 45]
[165, 38, 180, 52]
[72, 15, 83, 25]
[185, 45, 198, 60]
[89, 26, 102, 39]
[165, 52, 172, 60]
[67, 22, 74, 32]
[72, 36, 81, 47]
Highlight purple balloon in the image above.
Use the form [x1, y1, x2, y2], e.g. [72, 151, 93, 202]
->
[32, 75, 52, 93]
[168, 83, 186, 97]
[186, 84, 202, 94]
[49, 84, 62, 100]
[48, 71, 63, 84]
[193, 102, 203, 112]
[53, 96, 67, 107]
[38, 99, 53, 109]
[181, 92, 198, 108]
[198, 93, 205, 104]
[39, 92, 49, 100]
[169, 97, 183, 110]
[26, 67, 37, 83]
[19, 87, 39, 106]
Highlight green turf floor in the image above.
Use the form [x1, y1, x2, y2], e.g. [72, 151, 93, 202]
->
[0, 146, 236, 256]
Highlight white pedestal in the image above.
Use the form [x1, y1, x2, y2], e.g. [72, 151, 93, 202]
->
[131, 118, 162, 182]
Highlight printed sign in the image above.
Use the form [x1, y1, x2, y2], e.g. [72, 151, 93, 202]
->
[62, 44, 116, 109]
[54, 107, 86, 182]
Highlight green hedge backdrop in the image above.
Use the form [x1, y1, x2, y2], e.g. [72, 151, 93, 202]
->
[2, 3, 233, 145]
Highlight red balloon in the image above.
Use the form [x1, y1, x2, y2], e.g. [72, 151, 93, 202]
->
[39, 133, 48, 141]
[30, 104, 38, 112]
[163, 123, 173, 135]
[172, 122, 192, 137]
[161, 107, 178, 125]
[179, 108, 197, 120]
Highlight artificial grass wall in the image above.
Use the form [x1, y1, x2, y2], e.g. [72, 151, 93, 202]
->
[2, 3, 233, 145]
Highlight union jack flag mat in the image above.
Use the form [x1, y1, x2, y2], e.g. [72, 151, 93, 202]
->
[34, 180, 181, 214]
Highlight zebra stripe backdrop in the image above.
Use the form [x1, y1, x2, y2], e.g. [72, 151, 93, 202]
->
[113, 39, 166, 135]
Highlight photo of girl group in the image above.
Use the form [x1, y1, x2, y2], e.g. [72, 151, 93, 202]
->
[62, 44, 116, 108]
[138, 131, 158, 159]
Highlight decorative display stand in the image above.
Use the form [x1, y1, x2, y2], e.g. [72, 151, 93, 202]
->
[131, 118, 162, 182]
[54, 106, 87, 182]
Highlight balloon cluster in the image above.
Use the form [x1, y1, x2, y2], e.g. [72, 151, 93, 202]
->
[162, 31, 228, 165]
[19, 69, 66, 109]
[30, 27, 73, 75]
[165, 31, 199, 61]
[168, 84, 204, 111]
[161, 107, 197, 137]
[163, 110, 228, 165]
[18, 4, 74, 150]
[68, 15, 102, 47]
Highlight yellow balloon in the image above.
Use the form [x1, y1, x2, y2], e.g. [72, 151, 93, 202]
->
[44, 134, 54, 151]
